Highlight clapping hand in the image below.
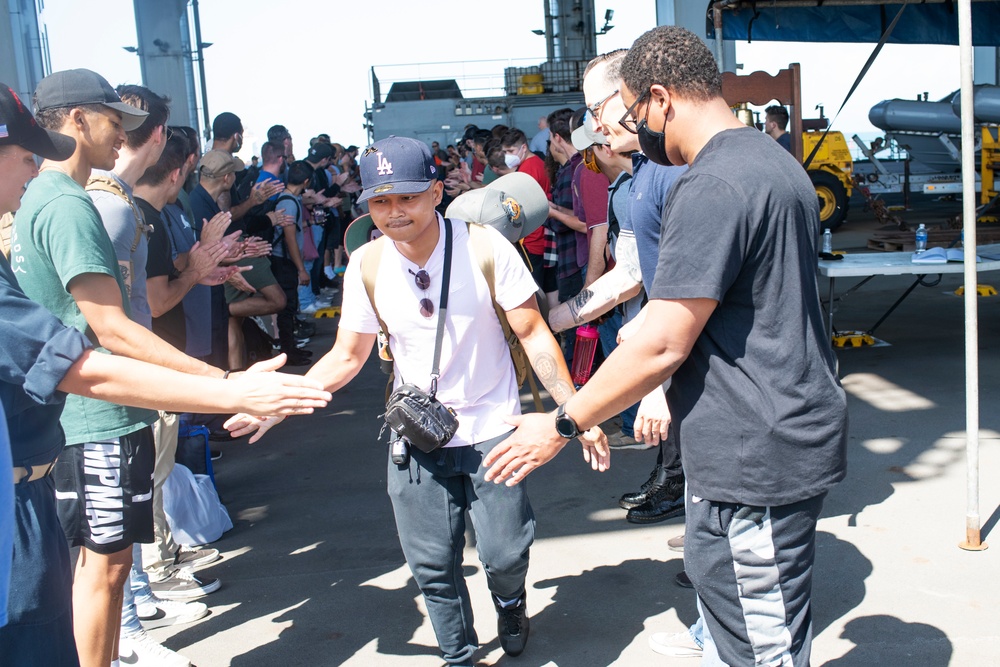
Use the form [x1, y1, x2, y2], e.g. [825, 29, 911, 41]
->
[250, 179, 284, 206]
[200, 211, 233, 245]
[266, 210, 295, 228]
[200, 264, 250, 286]
[225, 271, 256, 294]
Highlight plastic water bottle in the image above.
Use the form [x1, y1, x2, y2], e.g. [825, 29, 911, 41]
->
[822, 228, 833, 254]
[570, 325, 600, 386]
[915, 224, 928, 253]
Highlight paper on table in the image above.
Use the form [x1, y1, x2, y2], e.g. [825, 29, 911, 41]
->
[911, 247, 981, 264]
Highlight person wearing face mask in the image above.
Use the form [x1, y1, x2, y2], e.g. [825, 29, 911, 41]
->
[499, 128, 555, 297]
[485, 26, 847, 667]
[209, 112, 283, 233]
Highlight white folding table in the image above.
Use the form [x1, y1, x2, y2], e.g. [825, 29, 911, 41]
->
[817, 243, 1000, 340]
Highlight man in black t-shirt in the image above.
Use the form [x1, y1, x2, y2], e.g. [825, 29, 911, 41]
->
[487, 26, 847, 667]
[136, 133, 232, 351]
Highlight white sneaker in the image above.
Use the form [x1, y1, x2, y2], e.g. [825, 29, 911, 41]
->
[137, 597, 209, 629]
[120, 630, 192, 666]
[649, 630, 703, 657]
[299, 303, 319, 315]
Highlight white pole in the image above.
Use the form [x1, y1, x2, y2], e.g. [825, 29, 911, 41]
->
[958, 0, 987, 551]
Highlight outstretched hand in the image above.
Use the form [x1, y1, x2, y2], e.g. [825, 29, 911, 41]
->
[224, 414, 285, 444]
[225, 353, 331, 418]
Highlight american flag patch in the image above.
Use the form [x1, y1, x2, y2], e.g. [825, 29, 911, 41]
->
[0, 125, 8, 139]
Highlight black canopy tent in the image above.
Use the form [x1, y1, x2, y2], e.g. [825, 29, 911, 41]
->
[708, 0, 992, 551]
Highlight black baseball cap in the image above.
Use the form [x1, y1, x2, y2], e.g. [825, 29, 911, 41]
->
[213, 112, 243, 139]
[307, 142, 333, 163]
[33, 69, 149, 132]
[0, 84, 76, 160]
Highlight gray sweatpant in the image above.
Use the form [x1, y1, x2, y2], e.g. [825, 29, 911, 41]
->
[685, 489, 826, 667]
[387, 431, 535, 666]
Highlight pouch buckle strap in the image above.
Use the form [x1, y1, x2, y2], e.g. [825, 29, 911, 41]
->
[13, 458, 58, 485]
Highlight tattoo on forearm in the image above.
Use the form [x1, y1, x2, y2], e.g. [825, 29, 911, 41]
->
[531, 351, 574, 405]
[567, 289, 594, 324]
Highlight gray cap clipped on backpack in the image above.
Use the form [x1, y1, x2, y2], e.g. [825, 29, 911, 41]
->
[445, 172, 548, 244]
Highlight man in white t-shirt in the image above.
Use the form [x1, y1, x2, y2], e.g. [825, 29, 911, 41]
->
[226, 136, 608, 667]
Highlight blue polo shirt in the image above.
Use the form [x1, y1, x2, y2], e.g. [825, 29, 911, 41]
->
[626, 154, 687, 292]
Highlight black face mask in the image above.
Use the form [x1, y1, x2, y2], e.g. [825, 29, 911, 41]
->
[636, 108, 672, 166]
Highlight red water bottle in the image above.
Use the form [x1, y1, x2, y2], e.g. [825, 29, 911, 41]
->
[570, 324, 600, 386]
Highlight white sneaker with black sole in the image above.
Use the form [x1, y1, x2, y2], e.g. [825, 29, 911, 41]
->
[119, 629, 192, 666]
[137, 598, 209, 629]
[148, 568, 221, 600]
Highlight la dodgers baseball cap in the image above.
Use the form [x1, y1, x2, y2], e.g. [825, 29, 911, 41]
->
[0, 84, 76, 160]
[357, 135, 438, 204]
[33, 69, 149, 132]
[445, 172, 548, 244]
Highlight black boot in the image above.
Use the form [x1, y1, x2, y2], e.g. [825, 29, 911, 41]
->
[619, 465, 662, 510]
[626, 476, 685, 524]
[492, 592, 529, 656]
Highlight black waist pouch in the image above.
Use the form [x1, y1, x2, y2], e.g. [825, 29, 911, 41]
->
[384, 383, 459, 453]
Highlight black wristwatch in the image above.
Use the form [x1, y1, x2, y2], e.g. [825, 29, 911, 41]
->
[554, 403, 582, 440]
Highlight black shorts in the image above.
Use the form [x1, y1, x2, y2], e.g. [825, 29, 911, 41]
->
[53, 427, 155, 555]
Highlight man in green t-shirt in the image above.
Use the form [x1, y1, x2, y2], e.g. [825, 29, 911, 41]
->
[11, 68, 216, 667]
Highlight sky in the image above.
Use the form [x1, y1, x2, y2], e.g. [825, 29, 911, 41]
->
[38, 0, 969, 159]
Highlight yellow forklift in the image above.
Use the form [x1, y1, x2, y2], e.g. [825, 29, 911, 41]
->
[803, 116, 854, 231]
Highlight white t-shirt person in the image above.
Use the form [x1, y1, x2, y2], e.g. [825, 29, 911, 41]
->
[340, 214, 538, 447]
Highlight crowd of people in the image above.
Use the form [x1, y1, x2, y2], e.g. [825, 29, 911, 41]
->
[0, 23, 846, 667]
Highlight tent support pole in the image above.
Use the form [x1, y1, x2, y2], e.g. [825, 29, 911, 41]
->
[958, 0, 988, 552]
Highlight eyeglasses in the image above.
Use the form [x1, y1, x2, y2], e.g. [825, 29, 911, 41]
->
[409, 268, 434, 318]
[588, 89, 619, 119]
[618, 91, 650, 135]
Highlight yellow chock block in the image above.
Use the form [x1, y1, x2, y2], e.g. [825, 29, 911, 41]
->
[954, 285, 998, 297]
[832, 331, 876, 348]
[314, 306, 341, 318]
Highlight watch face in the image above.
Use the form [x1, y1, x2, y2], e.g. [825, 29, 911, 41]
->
[556, 415, 578, 439]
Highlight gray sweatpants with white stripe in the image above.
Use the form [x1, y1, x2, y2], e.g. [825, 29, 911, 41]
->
[685, 489, 826, 666]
